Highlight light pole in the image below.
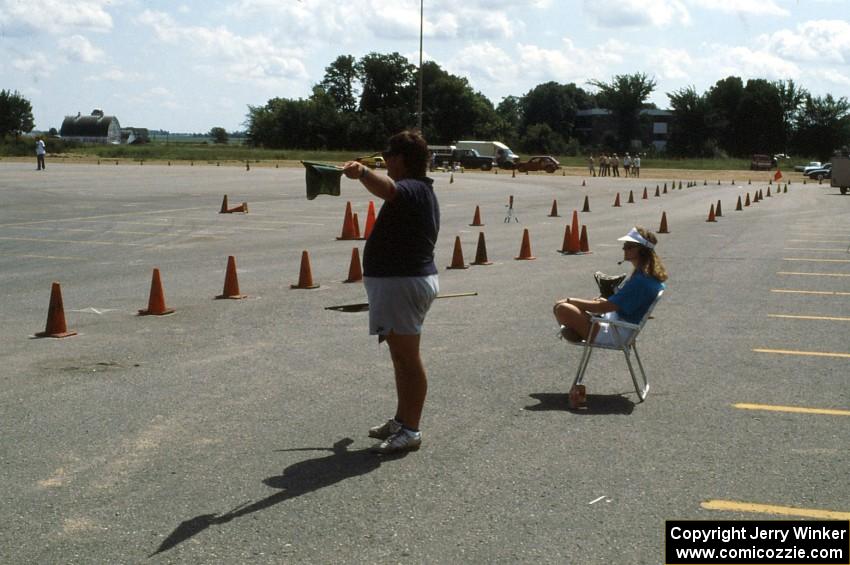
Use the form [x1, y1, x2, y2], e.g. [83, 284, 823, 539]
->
[417, 0, 423, 131]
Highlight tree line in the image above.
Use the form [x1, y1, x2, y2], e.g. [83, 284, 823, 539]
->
[245, 52, 850, 161]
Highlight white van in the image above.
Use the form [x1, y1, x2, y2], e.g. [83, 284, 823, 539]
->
[457, 141, 519, 168]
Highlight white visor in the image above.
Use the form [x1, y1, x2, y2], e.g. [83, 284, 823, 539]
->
[617, 227, 654, 249]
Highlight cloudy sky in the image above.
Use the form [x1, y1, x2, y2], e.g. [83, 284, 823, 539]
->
[2, 0, 848, 133]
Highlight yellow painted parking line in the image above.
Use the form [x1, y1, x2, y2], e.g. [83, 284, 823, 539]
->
[0, 236, 152, 247]
[771, 289, 850, 296]
[768, 314, 850, 321]
[753, 348, 850, 359]
[734, 403, 850, 416]
[778, 271, 850, 277]
[0, 253, 87, 260]
[788, 239, 849, 243]
[702, 500, 850, 520]
[783, 247, 849, 251]
[783, 257, 850, 263]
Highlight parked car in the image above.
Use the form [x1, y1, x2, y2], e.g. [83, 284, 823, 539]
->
[433, 148, 495, 171]
[793, 161, 821, 173]
[355, 152, 385, 169]
[806, 163, 832, 180]
[750, 154, 773, 170]
[516, 156, 561, 173]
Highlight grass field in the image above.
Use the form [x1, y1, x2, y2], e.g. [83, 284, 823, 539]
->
[0, 139, 811, 172]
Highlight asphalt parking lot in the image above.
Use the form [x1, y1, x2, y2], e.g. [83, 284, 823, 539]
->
[1, 162, 848, 564]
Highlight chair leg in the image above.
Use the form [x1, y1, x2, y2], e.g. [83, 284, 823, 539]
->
[572, 343, 593, 390]
[625, 345, 649, 401]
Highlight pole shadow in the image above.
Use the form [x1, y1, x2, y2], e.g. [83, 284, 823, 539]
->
[525, 392, 635, 415]
[151, 438, 406, 556]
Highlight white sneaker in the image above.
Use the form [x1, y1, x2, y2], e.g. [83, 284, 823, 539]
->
[371, 430, 421, 454]
[368, 418, 402, 440]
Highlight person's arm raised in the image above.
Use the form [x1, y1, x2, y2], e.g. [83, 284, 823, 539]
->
[342, 161, 397, 202]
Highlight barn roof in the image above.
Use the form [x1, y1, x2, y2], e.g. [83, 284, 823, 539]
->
[60, 114, 120, 137]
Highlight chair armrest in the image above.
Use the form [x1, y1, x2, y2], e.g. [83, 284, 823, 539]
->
[608, 319, 641, 330]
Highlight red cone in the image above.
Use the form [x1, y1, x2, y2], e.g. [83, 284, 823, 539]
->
[35, 282, 77, 338]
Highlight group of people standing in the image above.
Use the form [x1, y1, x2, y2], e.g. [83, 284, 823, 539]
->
[587, 153, 640, 178]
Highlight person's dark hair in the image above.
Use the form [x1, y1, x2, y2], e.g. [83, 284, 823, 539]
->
[386, 130, 429, 178]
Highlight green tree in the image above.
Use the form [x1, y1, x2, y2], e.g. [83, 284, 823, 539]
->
[520, 122, 566, 154]
[356, 52, 416, 115]
[209, 126, 229, 144]
[320, 55, 358, 113]
[588, 73, 656, 150]
[706, 76, 744, 155]
[775, 79, 807, 153]
[0, 89, 35, 139]
[793, 94, 850, 161]
[736, 79, 783, 155]
[520, 82, 590, 141]
[667, 86, 711, 157]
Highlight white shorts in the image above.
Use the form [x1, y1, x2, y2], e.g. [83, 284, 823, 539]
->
[364, 275, 439, 337]
[592, 312, 635, 347]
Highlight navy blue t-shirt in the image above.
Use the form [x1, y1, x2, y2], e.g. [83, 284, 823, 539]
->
[608, 270, 664, 324]
[363, 177, 440, 277]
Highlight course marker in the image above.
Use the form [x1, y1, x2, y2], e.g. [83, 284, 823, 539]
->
[733, 403, 850, 417]
[701, 500, 850, 520]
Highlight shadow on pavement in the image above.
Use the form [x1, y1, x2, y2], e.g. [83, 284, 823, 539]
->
[525, 392, 635, 415]
[151, 438, 407, 556]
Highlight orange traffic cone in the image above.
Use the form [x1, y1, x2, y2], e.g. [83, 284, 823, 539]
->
[470, 205, 484, 226]
[139, 268, 175, 316]
[227, 202, 248, 213]
[766, 186, 771, 197]
[512, 168, 516, 178]
[736, 196, 743, 211]
[549, 199, 559, 217]
[613, 193, 621, 207]
[216, 256, 246, 299]
[569, 210, 581, 252]
[716, 199, 723, 217]
[579, 225, 591, 253]
[707, 203, 717, 222]
[745, 193, 751, 206]
[220, 194, 229, 213]
[568, 384, 587, 408]
[515, 228, 536, 260]
[628, 190, 635, 204]
[344, 247, 363, 283]
[642, 187, 648, 200]
[447, 236, 469, 269]
[581, 195, 590, 213]
[663, 184, 668, 194]
[658, 211, 669, 234]
[559, 225, 572, 254]
[35, 282, 77, 338]
[337, 202, 356, 240]
[352, 213, 362, 239]
[291, 250, 320, 289]
[362, 201, 376, 239]
[655, 186, 660, 197]
[471, 232, 493, 265]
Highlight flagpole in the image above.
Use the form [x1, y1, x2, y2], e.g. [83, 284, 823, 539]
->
[417, 0, 424, 131]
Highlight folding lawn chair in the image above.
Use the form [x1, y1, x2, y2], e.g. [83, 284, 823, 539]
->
[559, 289, 664, 405]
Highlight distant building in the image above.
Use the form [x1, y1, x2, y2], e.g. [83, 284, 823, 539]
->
[121, 127, 150, 144]
[574, 108, 674, 152]
[60, 109, 122, 144]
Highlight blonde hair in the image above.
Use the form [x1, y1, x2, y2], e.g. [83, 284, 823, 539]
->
[634, 226, 668, 282]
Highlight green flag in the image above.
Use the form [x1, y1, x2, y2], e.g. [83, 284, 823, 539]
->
[302, 161, 343, 200]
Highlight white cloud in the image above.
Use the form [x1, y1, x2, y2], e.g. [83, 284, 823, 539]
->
[0, 0, 115, 35]
[583, 0, 691, 28]
[700, 44, 800, 80]
[59, 35, 104, 63]
[11, 52, 54, 79]
[136, 10, 308, 87]
[445, 42, 516, 84]
[86, 68, 151, 82]
[762, 20, 850, 64]
[690, 0, 788, 17]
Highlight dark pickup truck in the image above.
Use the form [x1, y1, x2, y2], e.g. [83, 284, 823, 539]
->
[434, 149, 495, 171]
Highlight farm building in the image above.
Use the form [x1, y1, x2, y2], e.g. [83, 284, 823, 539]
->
[60, 109, 122, 144]
[574, 108, 674, 152]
